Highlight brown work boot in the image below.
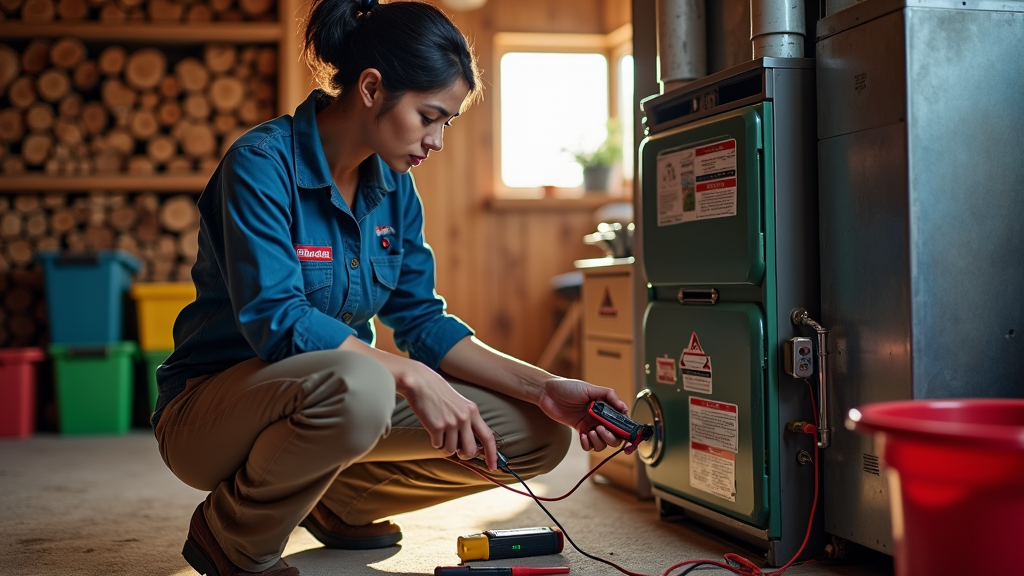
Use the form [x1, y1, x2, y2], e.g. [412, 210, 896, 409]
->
[182, 502, 299, 576]
[299, 501, 402, 550]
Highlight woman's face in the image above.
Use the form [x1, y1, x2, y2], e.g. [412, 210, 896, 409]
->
[370, 79, 470, 173]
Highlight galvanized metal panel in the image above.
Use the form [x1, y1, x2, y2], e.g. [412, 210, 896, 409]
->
[816, 1, 1024, 555]
[815, 10, 907, 140]
[905, 7, 1024, 399]
[819, 123, 913, 554]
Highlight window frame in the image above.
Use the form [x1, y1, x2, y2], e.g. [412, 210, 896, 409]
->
[492, 25, 633, 199]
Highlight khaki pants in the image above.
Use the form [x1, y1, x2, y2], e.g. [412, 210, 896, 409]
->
[155, 350, 572, 571]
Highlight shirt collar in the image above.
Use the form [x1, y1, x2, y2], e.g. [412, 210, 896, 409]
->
[292, 89, 398, 198]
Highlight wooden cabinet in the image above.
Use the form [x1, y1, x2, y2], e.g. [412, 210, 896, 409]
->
[578, 256, 644, 494]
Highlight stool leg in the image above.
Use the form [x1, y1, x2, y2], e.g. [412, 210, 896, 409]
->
[537, 300, 581, 371]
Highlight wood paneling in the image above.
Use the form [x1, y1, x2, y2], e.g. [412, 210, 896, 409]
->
[372, 0, 614, 367]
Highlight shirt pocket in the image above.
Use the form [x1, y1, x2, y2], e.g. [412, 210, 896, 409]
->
[370, 254, 402, 309]
[300, 262, 333, 313]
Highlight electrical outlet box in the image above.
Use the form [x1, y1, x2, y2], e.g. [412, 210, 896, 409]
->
[784, 337, 814, 378]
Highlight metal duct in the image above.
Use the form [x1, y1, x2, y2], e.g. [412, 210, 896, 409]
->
[750, 0, 805, 59]
[656, 0, 707, 93]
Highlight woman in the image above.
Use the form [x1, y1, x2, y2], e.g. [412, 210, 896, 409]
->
[154, 1, 630, 575]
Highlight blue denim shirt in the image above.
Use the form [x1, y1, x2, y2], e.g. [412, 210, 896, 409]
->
[153, 89, 473, 426]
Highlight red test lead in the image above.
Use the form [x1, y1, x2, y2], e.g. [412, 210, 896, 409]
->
[434, 566, 570, 576]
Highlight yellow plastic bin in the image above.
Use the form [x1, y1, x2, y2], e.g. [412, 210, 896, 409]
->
[130, 282, 196, 351]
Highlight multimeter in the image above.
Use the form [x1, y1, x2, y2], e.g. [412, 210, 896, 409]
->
[457, 526, 564, 561]
[587, 400, 653, 445]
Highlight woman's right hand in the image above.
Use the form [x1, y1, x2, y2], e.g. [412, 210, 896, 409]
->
[339, 336, 498, 471]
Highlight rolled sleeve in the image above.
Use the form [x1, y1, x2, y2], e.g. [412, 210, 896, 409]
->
[376, 179, 473, 370]
[219, 145, 355, 360]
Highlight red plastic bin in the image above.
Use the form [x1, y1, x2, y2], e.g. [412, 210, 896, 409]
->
[0, 347, 45, 438]
[848, 399, 1024, 576]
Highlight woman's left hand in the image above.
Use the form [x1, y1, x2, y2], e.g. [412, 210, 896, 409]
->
[536, 378, 631, 452]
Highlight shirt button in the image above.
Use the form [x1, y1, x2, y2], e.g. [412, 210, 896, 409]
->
[350, 258, 359, 269]
[342, 312, 353, 322]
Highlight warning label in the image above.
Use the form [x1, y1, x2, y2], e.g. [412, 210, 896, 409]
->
[655, 356, 677, 384]
[689, 397, 739, 453]
[693, 139, 738, 220]
[680, 332, 712, 394]
[655, 138, 737, 227]
[598, 287, 617, 317]
[690, 441, 737, 502]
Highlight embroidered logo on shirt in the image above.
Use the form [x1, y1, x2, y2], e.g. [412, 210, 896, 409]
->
[375, 225, 396, 236]
[295, 245, 333, 261]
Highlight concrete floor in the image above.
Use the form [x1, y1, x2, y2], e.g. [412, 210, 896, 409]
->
[0, 432, 894, 576]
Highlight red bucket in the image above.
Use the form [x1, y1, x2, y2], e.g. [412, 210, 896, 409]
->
[848, 399, 1024, 576]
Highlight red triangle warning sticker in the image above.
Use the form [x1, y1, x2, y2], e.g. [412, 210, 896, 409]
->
[687, 332, 704, 353]
[680, 331, 713, 394]
[599, 287, 617, 317]
[681, 331, 710, 371]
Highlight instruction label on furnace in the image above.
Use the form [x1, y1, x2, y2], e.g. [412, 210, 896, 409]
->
[690, 443, 737, 502]
[689, 397, 739, 502]
[655, 147, 694, 226]
[655, 138, 737, 227]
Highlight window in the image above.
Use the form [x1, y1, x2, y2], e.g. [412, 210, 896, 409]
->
[618, 54, 634, 181]
[494, 27, 633, 198]
[500, 52, 609, 189]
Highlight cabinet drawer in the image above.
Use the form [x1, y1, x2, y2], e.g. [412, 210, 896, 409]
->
[582, 271, 633, 339]
[583, 338, 634, 399]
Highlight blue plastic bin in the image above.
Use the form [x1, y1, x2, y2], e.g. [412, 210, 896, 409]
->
[37, 250, 141, 345]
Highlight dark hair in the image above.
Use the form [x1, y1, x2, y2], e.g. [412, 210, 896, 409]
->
[303, 0, 482, 116]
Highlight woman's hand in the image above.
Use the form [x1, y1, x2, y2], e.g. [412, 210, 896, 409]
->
[536, 378, 630, 453]
[339, 336, 498, 470]
[395, 358, 498, 469]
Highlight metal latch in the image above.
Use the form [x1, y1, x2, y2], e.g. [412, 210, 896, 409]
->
[677, 288, 719, 305]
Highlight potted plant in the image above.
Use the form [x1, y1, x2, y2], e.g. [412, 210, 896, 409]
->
[572, 120, 622, 193]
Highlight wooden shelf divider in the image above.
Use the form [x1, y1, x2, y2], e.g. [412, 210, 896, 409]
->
[0, 174, 211, 192]
[0, 23, 282, 43]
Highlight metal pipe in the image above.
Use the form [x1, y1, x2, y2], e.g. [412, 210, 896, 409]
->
[656, 0, 707, 93]
[750, 0, 805, 59]
[792, 308, 831, 449]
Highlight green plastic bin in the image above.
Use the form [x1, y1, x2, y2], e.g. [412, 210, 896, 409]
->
[49, 342, 137, 435]
[141, 349, 172, 413]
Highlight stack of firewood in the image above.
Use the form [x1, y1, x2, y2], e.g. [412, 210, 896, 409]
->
[0, 191, 202, 346]
[0, 39, 277, 176]
[0, 0, 277, 23]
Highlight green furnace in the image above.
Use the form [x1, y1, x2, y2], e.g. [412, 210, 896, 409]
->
[633, 58, 823, 564]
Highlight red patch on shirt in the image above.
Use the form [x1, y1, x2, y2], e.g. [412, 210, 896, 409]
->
[295, 245, 333, 261]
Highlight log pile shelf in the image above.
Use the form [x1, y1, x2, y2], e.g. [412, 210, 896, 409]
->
[0, 0, 306, 346]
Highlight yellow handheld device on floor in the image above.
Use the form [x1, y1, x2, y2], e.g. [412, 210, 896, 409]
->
[457, 527, 564, 561]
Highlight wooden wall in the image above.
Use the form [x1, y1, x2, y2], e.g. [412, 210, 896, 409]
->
[372, 0, 630, 370]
